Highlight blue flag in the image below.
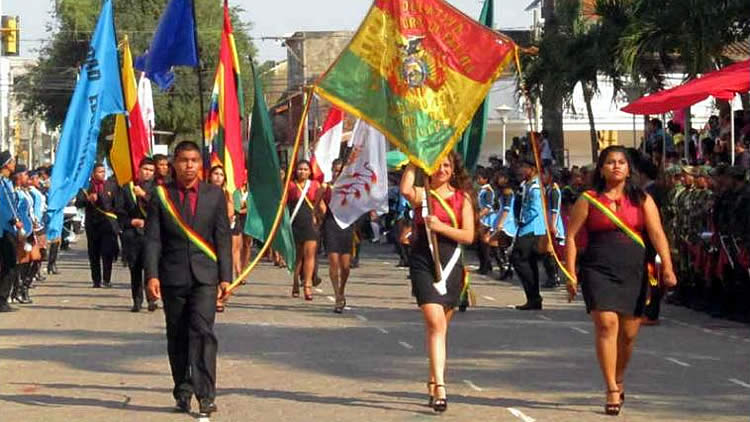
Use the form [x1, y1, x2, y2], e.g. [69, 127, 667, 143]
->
[45, 0, 124, 241]
[135, 0, 198, 91]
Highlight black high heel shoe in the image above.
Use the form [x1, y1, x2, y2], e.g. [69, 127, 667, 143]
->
[426, 382, 435, 407]
[605, 389, 621, 416]
[433, 385, 447, 413]
[616, 379, 625, 405]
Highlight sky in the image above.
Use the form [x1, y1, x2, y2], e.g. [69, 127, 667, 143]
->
[4, 0, 535, 62]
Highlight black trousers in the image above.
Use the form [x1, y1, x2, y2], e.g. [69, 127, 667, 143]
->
[0, 232, 17, 301]
[86, 227, 114, 286]
[511, 234, 543, 303]
[129, 248, 145, 307]
[162, 281, 218, 401]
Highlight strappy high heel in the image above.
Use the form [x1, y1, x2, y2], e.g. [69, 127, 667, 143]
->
[426, 382, 435, 407]
[304, 285, 313, 301]
[433, 385, 447, 413]
[605, 389, 621, 416]
[616, 379, 625, 405]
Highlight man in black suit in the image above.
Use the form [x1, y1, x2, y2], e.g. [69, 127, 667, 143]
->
[115, 157, 156, 312]
[75, 163, 119, 288]
[145, 141, 232, 417]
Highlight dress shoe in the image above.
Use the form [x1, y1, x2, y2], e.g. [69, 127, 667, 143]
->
[174, 396, 191, 413]
[515, 301, 542, 310]
[0, 302, 18, 312]
[103, 281, 112, 288]
[130, 305, 141, 313]
[198, 399, 218, 416]
[147, 301, 158, 312]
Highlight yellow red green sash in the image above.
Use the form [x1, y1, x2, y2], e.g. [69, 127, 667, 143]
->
[582, 191, 645, 248]
[155, 185, 217, 262]
[127, 182, 147, 217]
[428, 190, 474, 304]
[81, 189, 118, 220]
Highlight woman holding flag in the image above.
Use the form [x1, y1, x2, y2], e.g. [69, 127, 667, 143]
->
[565, 146, 677, 415]
[287, 160, 321, 301]
[400, 152, 475, 413]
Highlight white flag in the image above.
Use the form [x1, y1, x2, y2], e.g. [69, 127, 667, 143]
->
[137, 72, 155, 148]
[331, 120, 388, 229]
[311, 107, 343, 183]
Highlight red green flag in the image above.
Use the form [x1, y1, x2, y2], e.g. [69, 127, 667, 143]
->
[315, 0, 516, 174]
[205, 0, 245, 192]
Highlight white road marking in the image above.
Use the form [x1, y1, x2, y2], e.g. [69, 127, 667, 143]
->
[482, 295, 496, 301]
[375, 327, 389, 334]
[463, 379, 483, 392]
[508, 407, 536, 422]
[570, 327, 589, 334]
[326, 296, 335, 302]
[702, 328, 714, 334]
[537, 315, 551, 321]
[198, 417, 210, 422]
[314, 288, 324, 293]
[344, 306, 352, 311]
[729, 378, 750, 389]
[398, 341, 414, 350]
[665, 357, 691, 367]
[355, 314, 368, 322]
[61, 300, 69, 303]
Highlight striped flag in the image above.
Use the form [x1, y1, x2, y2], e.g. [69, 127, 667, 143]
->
[137, 72, 155, 153]
[204, 0, 245, 193]
[310, 107, 344, 183]
[111, 36, 150, 185]
[314, 0, 516, 174]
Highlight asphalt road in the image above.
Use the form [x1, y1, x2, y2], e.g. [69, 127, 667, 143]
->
[0, 239, 748, 421]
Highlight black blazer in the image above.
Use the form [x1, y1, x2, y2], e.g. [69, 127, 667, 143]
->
[75, 182, 119, 233]
[144, 181, 232, 287]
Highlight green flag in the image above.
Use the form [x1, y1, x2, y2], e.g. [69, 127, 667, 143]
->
[457, 0, 494, 171]
[244, 62, 296, 270]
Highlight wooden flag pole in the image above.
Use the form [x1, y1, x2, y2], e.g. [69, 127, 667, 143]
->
[419, 169, 443, 283]
[190, 0, 207, 155]
[111, 11, 134, 185]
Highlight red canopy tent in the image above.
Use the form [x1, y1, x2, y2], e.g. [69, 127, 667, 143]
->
[622, 60, 749, 163]
[622, 60, 749, 115]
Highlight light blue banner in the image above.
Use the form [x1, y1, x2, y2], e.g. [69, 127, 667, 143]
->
[45, 0, 124, 241]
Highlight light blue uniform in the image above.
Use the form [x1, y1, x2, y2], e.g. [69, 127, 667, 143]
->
[478, 184, 496, 228]
[497, 187, 517, 237]
[547, 183, 566, 245]
[15, 188, 34, 236]
[29, 186, 46, 227]
[0, 176, 18, 237]
[517, 176, 547, 237]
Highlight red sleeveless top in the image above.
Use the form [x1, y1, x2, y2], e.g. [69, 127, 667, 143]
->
[287, 180, 320, 206]
[415, 190, 465, 228]
[585, 191, 644, 234]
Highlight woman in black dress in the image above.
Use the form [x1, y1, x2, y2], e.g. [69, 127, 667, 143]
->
[317, 159, 354, 313]
[287, 160, 321, 300]
[400, 152, 475, 413]
[565, 146, 677, 415]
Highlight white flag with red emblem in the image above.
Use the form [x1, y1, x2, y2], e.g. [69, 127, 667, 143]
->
[330, 119, 388, 229]
[310, 107, 343, 183]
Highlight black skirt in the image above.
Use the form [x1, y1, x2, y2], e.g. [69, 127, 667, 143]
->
[323, 212, 354, 255]
[290, 202, 318, 244]
[409, 226, 463, 308]
[580, 231, 648, 316]
[233, 213, 247, 236]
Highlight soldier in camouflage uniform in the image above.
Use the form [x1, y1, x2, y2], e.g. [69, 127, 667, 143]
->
[684, 166, 713, 310]
[673, 166, 697, 304]
[662, 166, 685, 304]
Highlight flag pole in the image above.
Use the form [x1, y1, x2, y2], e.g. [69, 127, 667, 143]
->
[419, 169, 443, 283]
[190, 0, 207, 156]
[226, 83, 313, 293]
[111, 9, 134, 184]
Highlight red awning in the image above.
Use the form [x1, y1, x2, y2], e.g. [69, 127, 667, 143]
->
[622, 60, 750, 115]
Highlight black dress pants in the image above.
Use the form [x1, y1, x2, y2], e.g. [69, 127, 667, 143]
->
[0, 233, 17, 302]
[162, 281, 218, 401]
[86, 226, 115, 286]
[129, 248, 145, 307]
[511, 234, 543, 304]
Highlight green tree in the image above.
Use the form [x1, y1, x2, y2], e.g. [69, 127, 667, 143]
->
[15, 0, 258, 142]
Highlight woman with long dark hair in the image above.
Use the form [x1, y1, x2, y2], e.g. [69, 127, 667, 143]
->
[400, 151, 475, 413]
[287, 160, 321, 300]
[565, 146, 677, 415]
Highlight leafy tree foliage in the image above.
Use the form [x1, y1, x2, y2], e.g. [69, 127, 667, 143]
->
[15, 0, 258, 141]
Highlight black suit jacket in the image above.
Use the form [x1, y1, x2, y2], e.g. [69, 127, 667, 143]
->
[75, 183, 119, 234]
[115, 181, 154, 260]
[144, 181, 232, 287]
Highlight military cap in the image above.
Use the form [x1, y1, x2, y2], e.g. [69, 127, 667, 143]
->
[681, 165, 698, 177]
